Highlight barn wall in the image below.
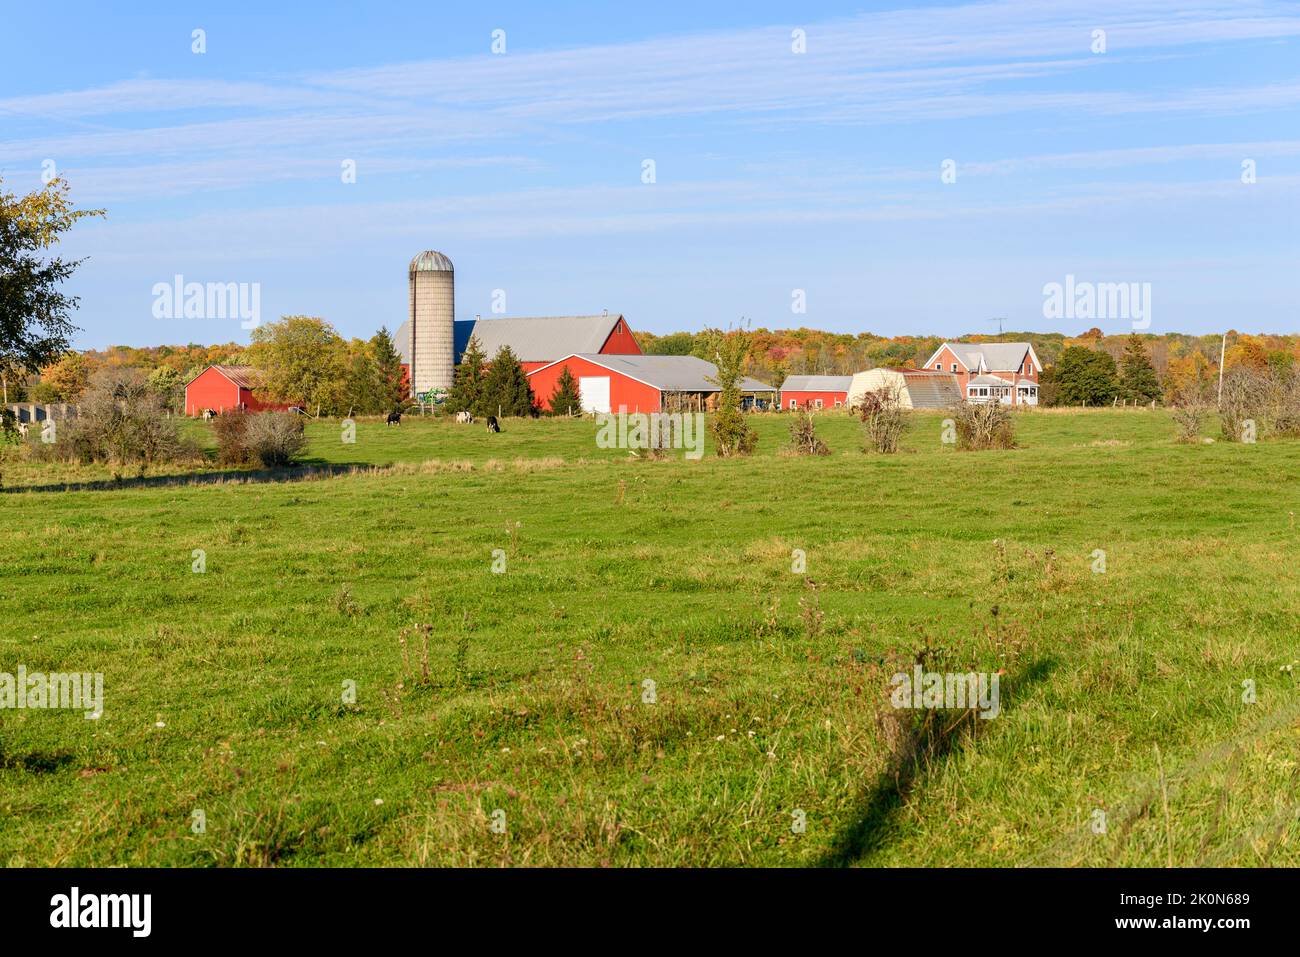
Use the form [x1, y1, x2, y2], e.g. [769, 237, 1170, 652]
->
[527, 356, 662, 414]
[598, 318, 643, 356]
[780, 390, 848, 410]
[185, 368, 240, 415]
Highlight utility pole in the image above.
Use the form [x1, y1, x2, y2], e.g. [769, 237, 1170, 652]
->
[1217, 332, 1227, 406]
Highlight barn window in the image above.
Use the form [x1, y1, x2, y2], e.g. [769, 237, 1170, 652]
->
[834, 399, 842, 408]
[788, 399, 797, 410]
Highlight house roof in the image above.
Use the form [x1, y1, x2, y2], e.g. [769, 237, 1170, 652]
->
[394, 314, 630, 364]
[531, 353, 774, 393]
[968, 373, 1014, 386]
[925, 341, 1041, 373]
[780, 375, 853, 393]
[186, 365, 261, 390]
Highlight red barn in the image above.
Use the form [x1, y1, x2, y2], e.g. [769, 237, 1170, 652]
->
[184, 365, 287, 416]
[527, 353, 773, 414]
[779, 375, 852, 411]
[396, 313, 641, 376]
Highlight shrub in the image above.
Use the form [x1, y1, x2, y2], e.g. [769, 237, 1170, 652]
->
[953, 400, 1015, 450]
[213, 410, 306, 467]
[1219, 366, 1272, 442]
[34, 368, 196, 466]
[788, 409, 830, 455]
[213, 409, 253, 464]
[859, 387, 906, 453]
[709, 331, 758, 457]
[244, 412, 307, 467]
[1170, 402, 1207, 443]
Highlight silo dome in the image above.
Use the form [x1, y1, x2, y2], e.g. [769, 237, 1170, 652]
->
[409, 250, 454, 273]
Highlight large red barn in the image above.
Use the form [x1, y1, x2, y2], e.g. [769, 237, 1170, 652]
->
[528, 353, 773, 414]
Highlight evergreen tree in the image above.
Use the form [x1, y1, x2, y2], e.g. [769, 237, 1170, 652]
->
[1118, 334, 1161, 403]
[1047, 346, 1119, 406]
[371, 326, 408, 412]
[448, 335, 487, 415]
[547, 365, 582, 416]
[481, 344, 534, 417]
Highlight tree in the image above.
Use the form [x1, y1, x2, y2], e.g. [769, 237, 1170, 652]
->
[1118, 335, 1161, 403]
[38, 351, 90, 401]
[1046, 346, 1119, 406]
[1, 176, 103, 382]
[248, 315, 348, 413]
[547, 365, 582, 416]
[481, 345, 534, 417]
[708, 329, 758, 456]
[146, 366, 185, 413]
[370, 327, 408, 411]
[448, 335, 487, 415]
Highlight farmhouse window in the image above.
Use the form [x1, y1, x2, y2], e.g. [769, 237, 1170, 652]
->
[951, 363, 957, 372]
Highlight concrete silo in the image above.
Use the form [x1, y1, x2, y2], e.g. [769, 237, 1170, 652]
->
[407, 250, 455, 397]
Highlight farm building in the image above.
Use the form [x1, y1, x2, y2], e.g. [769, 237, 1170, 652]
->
[184, 365, 288, 416]
[393, 250, 642, 397]
[527, 353, 774, 414]
[779, 375, 852, 410]
[846, 368, 963, 409]
[921, 341, 1042, 406]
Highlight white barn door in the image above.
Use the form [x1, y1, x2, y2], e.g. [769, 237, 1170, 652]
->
[579, 376, 611, 413]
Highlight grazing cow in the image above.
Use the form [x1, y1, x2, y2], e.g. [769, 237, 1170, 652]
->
[386, 411, 402, 427]
[486, 415, 501, 433]
[455, 410, 474, 425]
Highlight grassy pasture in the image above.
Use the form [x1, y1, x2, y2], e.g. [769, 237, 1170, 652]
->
[3, 408, 1300, 866]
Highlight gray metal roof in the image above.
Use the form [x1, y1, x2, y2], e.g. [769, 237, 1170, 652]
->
[968, 373, 1014, 386]
[900, 371, 962, 408]
[393, 314, 628, 364]
[409, 250, 454, 272]
[560, 353, 774, 393]
[781, 375, 852, 392]
[943, 342, 1033, 373]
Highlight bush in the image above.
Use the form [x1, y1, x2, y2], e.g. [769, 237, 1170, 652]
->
[214, 410, 306, 467]
[1170, 402, 1207, 443]
[859, 387, 906, 453]
[33, 368, 196, 467]
[953, 400, 1015, 450]
[788, 409, 830, 455]
[1219, 367, 1272, 442]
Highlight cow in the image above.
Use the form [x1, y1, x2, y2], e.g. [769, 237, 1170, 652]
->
[386, 411, 402, 427]
[486, 415, 501, 433]
[201, 409, 217, 420]
[16, 422, 28, 438]
[455, 410, 474, 425]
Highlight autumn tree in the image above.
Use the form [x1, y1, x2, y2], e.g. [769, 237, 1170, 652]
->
[248, 315, 348, 413]
[709, 329, 758, 456]
[1, 176, 103, 393]
[37, 351, 90, 401]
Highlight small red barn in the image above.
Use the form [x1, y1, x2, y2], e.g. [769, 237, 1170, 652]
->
[527, 353, 774, 414]
[184, 365, 285, 416]
[779, 375, 852, 411]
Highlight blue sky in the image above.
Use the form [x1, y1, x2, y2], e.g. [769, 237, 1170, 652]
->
[2, 0, 1297, 348]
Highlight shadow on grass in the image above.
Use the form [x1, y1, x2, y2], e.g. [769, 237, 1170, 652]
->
[3, 461, 377, 494]
[0, 744, 78, 774]
[815, 656, 1056, 868]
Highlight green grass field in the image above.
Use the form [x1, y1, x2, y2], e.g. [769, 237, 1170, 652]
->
[4, 408, 1300, 866]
